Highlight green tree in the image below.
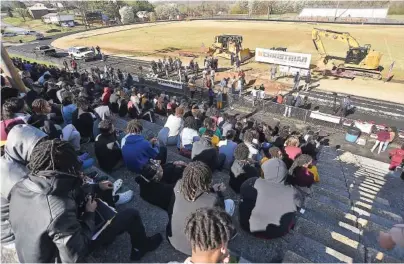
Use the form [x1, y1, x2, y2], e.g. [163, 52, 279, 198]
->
[15, 7, 30, 21]
[7, 8, 13, 18]
[126, 0, 154, 13]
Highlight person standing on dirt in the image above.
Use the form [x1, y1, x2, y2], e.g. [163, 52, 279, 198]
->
[70, 59, 77, 73]
[293, 71, 301, 90]
[194, 62, 199, 75]
[96, 45, 101, 55]
[158, 59, 163, 73]
[208, 87, 215, 106]
[63, 60, 69, 72]
[340, 95, 352, 117]
[304, 71, 311, 91]
[270, 65, 277, 80]
[283, 93, 294, 117]
[235, 56, 241, 71]
[210, 68, 215, 86]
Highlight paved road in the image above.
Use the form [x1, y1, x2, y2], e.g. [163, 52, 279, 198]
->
[6, 36, 404, 131]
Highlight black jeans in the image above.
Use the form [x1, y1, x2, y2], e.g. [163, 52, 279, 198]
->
[155, 146, 167, 165]
[90, 208, 147, 251]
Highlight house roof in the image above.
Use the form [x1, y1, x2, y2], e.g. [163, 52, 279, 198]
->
[42, 13, 71, 18]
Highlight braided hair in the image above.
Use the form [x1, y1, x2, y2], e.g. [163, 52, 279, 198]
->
[27, 139, 81, 175]
[288, 154, 313, 176]
[185, 207, 235, 252]
[180, 161, 212, 202]
[234, 143, 249, 161]
[125, 119, 143, 134]
[2, 98, 25, 120]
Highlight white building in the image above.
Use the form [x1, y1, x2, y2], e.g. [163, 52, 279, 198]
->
[42, 13, 75, 26]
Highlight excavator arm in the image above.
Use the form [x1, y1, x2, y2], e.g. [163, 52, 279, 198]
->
[312, 28, 362, 59]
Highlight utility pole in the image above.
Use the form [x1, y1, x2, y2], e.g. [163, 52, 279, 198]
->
[1, 43, 27, 93]
[334, 0, 340, 22]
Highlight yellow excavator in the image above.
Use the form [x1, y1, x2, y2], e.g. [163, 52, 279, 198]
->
[312, 28, 383, 79]
[208, 35, 253, 63]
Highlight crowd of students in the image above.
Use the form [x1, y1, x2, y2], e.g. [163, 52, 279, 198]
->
[1, 56, 403, 263]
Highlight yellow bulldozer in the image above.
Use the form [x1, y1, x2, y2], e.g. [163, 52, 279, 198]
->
[207, 35, 254, 63]
[312, 28, 383, 79]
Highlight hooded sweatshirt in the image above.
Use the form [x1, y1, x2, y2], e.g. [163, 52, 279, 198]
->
[0, 125, 47, 244]
[239, 158, 303, 239]
[121, 134, 159, 173]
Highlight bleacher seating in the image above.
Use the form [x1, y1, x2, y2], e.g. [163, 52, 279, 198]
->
[82, 116, 404, 263]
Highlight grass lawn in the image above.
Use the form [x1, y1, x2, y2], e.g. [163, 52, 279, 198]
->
[2, 35, 36, 43]
[53, 20, 404, 80]
[2, 16, 99, 36]
[387, 14, 404, 21]
[9, 53, 59, 67]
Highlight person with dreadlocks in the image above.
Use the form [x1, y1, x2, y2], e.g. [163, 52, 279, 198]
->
[167, 161, 232, 255]
[121, 119, 167, 173]
[229, 143, 259, 194]
[9, 139, 162, 263]
[1, 125, 47, 248]
[135, 160, 187, 211]
[239, 158, 303, 239]
[288, 154, 315, 188]
[183, 207, 235, 263]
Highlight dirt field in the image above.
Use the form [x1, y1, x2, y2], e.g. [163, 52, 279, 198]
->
[53, 20, 404, 78]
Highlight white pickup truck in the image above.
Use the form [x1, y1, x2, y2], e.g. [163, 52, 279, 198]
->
[68, 46, 96, 61]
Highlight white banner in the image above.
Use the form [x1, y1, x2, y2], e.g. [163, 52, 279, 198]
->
[279, 66, 309, 76]
[309, 111, 341, 124]
[256, 48, 311, 69]
[156, 79, 183, 90]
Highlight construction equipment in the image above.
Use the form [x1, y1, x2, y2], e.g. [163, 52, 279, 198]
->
[208, 35, 254, 63]
[312, 28, 383, 79]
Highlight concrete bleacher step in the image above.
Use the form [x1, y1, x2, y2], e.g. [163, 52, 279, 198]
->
[282, 250, 311, 263]
[305, 194, 398, 231]
[366, 247, 403, 263]
[311, 184, 401, 224]
[286, 232, 354, 263]
[294, 217, 364, 262]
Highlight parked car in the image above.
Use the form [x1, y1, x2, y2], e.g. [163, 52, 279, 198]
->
[24, 30, 37, 35]
[35, 33, 45, 40]
[2, 32, 17, 37]
[68, 46, 96, 61]
[33, 45, 57, 57]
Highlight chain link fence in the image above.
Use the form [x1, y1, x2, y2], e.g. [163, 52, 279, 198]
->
[233, 95, 347, 132]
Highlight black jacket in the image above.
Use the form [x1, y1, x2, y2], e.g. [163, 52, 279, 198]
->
[135, 163, 184, 211]
[9, 171, 95, 263]
[94, 133, 122, 171]
[191, 136, 219, 171]
[167, 181, 224, 255]
[229, 160, 258, 194]
[72, 109, 95, 139]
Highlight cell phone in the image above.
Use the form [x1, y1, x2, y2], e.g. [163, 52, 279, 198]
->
[86, 171, 98, 179]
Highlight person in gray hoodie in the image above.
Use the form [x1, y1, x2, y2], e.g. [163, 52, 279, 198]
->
[239, 158, 304, 239]
[1, 124, 47, 246]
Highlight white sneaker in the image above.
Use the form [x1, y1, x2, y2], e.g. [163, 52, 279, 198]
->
[115, 190, 134, 205]
[224, 199, 235, 216]
[113, 179, 123, 196]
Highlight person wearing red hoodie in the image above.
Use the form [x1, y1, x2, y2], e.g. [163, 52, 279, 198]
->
[371, 128, 391, 155]
[101, 87, 112, 105]
[389, 144, 404, 170]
